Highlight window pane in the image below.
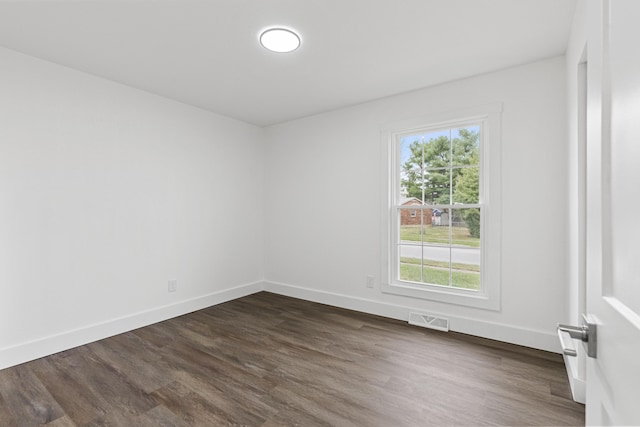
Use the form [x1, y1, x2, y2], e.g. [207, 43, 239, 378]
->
[452, 166, 479, 204]
[451, 264, 480, 291]
[398, 244, 451, 286]
[423, 169, 450, 204]
[400, 135, 425, 201]
[425, 209, 450, 244]
[422, 210, 451, 286]
[399, 210, 451, 286]
[399, 244, 423, 282]
[422, 264, 451, 286]
[400, 131, 451, 203]
[398, 206, 426, 240]
[450, 208, 481, 291]
[451, 263, 481, 290]
[451, 126, 480, 167]
[423, 131, 450, 169]
[450, 209, 480, 247]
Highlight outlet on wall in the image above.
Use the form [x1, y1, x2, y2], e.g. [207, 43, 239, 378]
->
[366, 275, 375, 288]
[168, 279, 177, 293]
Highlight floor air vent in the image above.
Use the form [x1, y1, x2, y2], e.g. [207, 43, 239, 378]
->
[408, 312, 450, 332]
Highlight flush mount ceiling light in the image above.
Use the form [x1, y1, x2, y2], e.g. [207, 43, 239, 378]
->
[259, 27, 301, 53]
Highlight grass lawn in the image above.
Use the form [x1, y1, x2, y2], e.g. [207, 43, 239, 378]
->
[399, 260, 480, 291]
[400, 225, 479, 247]
[400, 257, 480, 272]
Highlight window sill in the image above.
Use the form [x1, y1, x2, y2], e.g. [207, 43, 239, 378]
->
[381, 281, 500, 311]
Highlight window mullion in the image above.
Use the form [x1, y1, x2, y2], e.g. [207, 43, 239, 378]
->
[420, 136, 425, 283]
[448, 128, 453, 288]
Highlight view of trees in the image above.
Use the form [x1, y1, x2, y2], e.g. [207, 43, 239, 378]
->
[401, 127, 481, 237]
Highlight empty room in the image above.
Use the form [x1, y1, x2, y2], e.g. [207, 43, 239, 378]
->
[1, 0, 638, 425]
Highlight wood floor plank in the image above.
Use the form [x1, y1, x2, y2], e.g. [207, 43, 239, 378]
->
[0, 389, 18, 427]
[128, 405, 186, 427]
[30, 356, 114, 426]
[0, 292, 585, 426]
[261, 384, 364, 427]
[57, 346, 158, 416]
[0, 364, 65, 426]
[43, 415, 77, 427]
[87, 338, 173, 394]
[176, 369, 277, 424]
[150, 379, 268, 426]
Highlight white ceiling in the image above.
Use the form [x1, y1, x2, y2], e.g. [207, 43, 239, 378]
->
[0, 0, 577, 126]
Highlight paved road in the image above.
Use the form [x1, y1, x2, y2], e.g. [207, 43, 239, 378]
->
[399, 242, 480, 265]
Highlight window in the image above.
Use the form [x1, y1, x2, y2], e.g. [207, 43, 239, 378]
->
[381, 104, 502, 310]
[397, 124, 481, 289]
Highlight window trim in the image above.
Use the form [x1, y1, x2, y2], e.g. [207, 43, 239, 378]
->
[380, 104, 502, 311]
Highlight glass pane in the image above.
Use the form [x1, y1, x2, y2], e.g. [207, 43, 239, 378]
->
[450, 208, 481, 291]
[423, 130, 450, 170]
[398, 206, 425, 241]
[398, 244, 451, 287]
[423, 169, 450, 204]
[452, 166, 479, 204]
[424, 209, 450, 245]
[451, 262, 481, 290]
[450, 209, 480, 247]
[399, 244, 423, 283]
[399, 135, 425, 201]
[451, 126, 480, 167]
[400, 130, 451, 203]
[422, 263, 450, 286]
[421, 210, 451, 286]
[399, 210, 452, 286]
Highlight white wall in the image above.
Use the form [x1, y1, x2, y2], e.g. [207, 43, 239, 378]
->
[264, 56, 569, 352]
[0, 47, 264, 369]
[0, 46, 571, 368]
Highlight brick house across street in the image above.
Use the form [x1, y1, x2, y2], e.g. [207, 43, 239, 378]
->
[399, 197, 432, 226]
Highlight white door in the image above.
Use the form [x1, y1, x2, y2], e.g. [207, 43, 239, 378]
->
[585, 0, 640, 424]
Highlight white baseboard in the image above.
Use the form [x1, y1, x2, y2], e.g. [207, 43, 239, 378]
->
[1, 279, 561, 371]
[0, 281, 263, 370]
[264, 280, 560, 353]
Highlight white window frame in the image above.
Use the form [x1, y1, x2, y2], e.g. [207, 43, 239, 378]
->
[380, 104, 502, 310]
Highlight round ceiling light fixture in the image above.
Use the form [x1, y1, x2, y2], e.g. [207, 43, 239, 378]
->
[259, 27, 301, 53]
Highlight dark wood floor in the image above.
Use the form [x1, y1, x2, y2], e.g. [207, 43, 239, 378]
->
[0, 292, 584, 426]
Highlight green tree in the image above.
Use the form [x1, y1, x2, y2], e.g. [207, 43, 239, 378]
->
[401, 135, 450, 203]
[453, 152, 480, 238]
[401, 129, 479, 204]
[452, 128, 479, 165]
